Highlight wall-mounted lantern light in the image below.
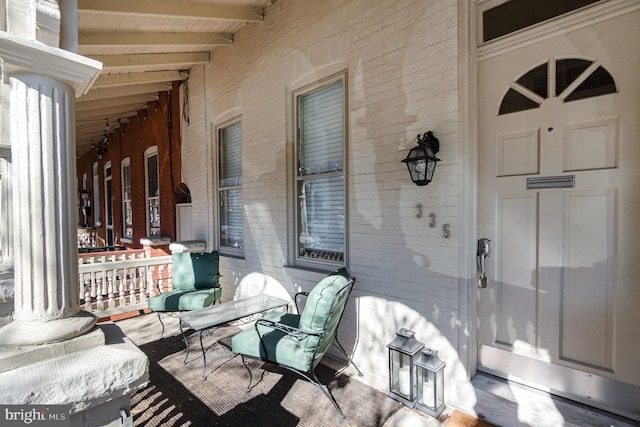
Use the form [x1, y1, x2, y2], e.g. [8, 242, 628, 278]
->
[402, 131, 441, 186]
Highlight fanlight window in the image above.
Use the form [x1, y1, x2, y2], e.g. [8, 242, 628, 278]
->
[499, 58, 617, 115]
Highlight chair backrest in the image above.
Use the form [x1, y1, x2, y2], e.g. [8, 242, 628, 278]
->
[171, 251, 220, 291]
[298, 268, 356, 367]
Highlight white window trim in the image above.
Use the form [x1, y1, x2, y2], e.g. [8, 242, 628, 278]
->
[92, 162, 101, 227]
[476, 0, 632, 59]
[144, 146, 159, 237]
[288, 70, 349, 271]
[215, 118, 244, 257]
[104, 161, 114, 245]
[121, 157, 133, 243]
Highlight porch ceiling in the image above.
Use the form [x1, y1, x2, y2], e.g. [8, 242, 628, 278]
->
[75, 0, 271, 155]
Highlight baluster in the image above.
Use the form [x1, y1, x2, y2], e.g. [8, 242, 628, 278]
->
[136, 268, 146, 304]
[96, 269, 107, 310]
[127, 266, 137, 305]
[118, 268, 126, 308]
[90, 271, 97, 299]
[107, 270, 115, 310]
[145, 266, 155, 296]
[79, 273, 88, 310]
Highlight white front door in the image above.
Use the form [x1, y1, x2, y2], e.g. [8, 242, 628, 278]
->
[477, 8, 640, 420]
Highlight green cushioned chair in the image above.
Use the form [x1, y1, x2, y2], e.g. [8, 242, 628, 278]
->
[231, 268, 361, 419]
[148, 251, 221, 336]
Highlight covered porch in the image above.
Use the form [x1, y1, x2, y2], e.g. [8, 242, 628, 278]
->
[1, 0, 640, 425]
[115, 311, 632, 427]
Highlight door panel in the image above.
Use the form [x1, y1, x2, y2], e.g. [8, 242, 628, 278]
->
[561, 190, 615, 370]
[477, 8, 640, 421]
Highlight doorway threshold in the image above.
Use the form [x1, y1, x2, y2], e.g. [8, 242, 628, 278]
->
[470, 373, 638, 427]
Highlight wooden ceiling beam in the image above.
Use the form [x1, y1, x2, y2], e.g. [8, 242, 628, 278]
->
[91, 52, 209, 69]
[79, 31, 232, 48]
[91, 70, 185, 89]
[80, 83, 172, 101]
[76, 94, 159, 112]
[78, 0, 263, 22]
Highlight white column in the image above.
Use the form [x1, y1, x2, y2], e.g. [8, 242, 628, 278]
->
[0, 73, 95, 345]
[0, 157, 12, 265]
[0, 59, 13, 266]
[59, 0, 78, 53]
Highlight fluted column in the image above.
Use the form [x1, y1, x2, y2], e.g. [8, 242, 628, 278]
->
[0, 73, 95, 345]
[0, 157, 12, 265]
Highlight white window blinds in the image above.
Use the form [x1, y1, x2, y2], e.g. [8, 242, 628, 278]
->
[219, 122, 244, 251]
[297, 79, 345, 263]
[121, 160, 133, 239]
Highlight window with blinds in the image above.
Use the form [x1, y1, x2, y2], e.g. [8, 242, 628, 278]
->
[145, 147, 160, 236]
[295, 77, 346, 266]
[121, 158, 133, 240]
[218, 122, 244, 252]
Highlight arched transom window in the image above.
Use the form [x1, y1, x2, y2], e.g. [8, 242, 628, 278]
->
[499, 58, 617, 115]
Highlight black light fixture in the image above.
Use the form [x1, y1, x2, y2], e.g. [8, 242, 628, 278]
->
[402, 131, 441, 186]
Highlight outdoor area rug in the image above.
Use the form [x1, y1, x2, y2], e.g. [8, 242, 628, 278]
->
[131, 326, 403, 426]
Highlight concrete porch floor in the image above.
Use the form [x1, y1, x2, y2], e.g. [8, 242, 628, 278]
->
[114, 312, 637, 427]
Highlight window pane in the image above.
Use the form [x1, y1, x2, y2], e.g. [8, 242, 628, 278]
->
[564, 66, 616, 102]
[122, 162, 133, 239]
[298, 176, 344, 260]
[220, 123, 242, 186]
[148, 197, 160, 236]
[483, 0, 600, 42]
[220, 189, 244, 249]
[556, 58, 592, 96]
[122, 164, 131, 200]
[299, 81, 344, 175]
[517, 63, 548, 99]
[147, 154, 158, 198]
[499, 88, 540, 115]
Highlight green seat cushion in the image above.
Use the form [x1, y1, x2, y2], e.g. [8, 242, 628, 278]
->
[148, 287, 221, 312]
[231, 317, 315, 372]
[172, 251, 220, 291]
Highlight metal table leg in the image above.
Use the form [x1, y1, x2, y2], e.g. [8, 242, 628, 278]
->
[179, 320, 190, 365]
[198, 330, 207, 381]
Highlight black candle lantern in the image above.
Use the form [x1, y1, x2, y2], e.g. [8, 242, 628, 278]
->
[401, 131, 441, 186]
[387, 328, 424, 407]
[415, 347, 446, 417]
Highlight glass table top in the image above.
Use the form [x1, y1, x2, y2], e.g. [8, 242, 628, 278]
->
[178, 294, 290, 331]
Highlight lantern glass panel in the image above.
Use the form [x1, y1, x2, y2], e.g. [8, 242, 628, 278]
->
[417, 367, 436, 409]
[436, 369, 444, 409]
[391, 350, 414, 398]
[409, 159, 426, 182]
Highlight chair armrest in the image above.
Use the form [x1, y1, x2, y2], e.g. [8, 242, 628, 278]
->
[255, 318, 322, 338]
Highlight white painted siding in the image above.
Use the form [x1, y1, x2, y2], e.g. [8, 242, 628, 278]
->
[181, 0, 465, 399]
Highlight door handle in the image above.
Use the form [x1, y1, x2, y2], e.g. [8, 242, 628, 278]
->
[477, 238, 491, 288]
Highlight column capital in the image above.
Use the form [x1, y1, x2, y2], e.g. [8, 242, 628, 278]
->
[0, 31, 101, 96]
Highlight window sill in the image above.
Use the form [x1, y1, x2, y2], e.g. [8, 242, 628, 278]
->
[284, 265, 334, 282]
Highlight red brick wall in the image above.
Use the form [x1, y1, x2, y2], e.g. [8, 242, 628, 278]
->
[76, 82, 183, 249]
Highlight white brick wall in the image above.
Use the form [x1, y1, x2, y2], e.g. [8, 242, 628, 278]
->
[181, 0, 465, 397]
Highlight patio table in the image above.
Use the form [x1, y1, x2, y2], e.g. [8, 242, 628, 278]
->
[177, 294, 290, 380]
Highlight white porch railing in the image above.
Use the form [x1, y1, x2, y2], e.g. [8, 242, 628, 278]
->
[78, 254, 173, 319]
[78, 249, 146, 264]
